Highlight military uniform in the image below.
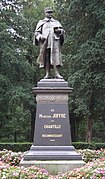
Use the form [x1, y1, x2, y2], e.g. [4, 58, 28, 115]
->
[34, 7, 65, 78]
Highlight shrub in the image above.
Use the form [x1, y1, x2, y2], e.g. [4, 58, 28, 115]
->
[0, 149, 105, 178]
[0, 142, 105, 152]
[77, 148, 105, 162]
[0, 143, 31, 152]
[0, 158, 105, 179]
[60, 158, 105, 179]
[0, 149, 23, 166]
[0, 166, 49, 179]
[73, 142, 105, 149]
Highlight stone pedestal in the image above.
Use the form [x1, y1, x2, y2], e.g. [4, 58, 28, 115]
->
[20, 79, 85, 174]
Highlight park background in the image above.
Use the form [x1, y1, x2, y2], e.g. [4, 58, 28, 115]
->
[0, 0, 105, 146]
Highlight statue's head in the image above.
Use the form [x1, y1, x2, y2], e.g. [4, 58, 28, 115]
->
[44, 7, 53, 18]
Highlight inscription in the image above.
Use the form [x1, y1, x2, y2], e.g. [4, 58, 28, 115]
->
[42, 134, 63, 138]
[52, 113, 66, 118]
[44, 125, 61, 129]
[39, 113, 66, 119]
[39, 114, 51, 118]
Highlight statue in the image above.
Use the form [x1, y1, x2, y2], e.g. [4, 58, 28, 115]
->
[33, 7, 65, 79]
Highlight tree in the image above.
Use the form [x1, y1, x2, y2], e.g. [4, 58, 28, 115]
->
[54, 0, 105, 142]
[0, 0, 55, 142]
[0, 0, 105, 143]
[0, 0, 34, 142]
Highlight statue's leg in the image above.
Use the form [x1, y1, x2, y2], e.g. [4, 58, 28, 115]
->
[44, 49, 50, 79]
[54, 66, 63, 79]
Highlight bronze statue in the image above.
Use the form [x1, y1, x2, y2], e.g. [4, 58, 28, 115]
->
[34, 7, 65, 79]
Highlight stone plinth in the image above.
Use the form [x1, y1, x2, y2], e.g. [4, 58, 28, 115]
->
[20, 79, 85, 172]
[20, 160, 85, 175]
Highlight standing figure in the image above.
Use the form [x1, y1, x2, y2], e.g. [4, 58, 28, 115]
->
[34, 7, 65, 79]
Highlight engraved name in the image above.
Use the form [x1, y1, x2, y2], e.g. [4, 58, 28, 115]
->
[44, 125, 61, 129]
[52, 114, 66, 118]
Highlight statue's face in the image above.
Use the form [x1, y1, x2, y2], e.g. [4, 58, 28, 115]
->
[45, 11, 53, 18]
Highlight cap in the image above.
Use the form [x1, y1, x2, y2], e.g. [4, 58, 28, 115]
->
[44, 7, 53, 13]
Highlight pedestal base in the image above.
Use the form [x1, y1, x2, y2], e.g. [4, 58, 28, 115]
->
[20, 145, 85, 174]
[20, 160, 85, 175]
[22, 145, 82, 161]
[20, 79, 85, 174]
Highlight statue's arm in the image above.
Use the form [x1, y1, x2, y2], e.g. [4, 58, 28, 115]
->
[33, 21, 46, 45]
[33, 20, 44, 45]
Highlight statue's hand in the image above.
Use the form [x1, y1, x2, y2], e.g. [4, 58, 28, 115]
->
[40, 36, 45, 43]
[60, 29, 65, 35]
[37, 34, 45, 42]
[54, 28, 64, 36]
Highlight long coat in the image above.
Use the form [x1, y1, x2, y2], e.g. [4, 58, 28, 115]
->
[34, 17, 64, 68]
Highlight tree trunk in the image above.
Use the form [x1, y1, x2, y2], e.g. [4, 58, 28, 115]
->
[86, 117, 93, 142]
[86, 91, 94, 142]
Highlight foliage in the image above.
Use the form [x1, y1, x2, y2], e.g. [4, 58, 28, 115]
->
[73, 142, 105, 150]
[0, 143, 31, 152]
[0, 149, 23, 166]
[0, 166, 49, 179]
[0, 148, 105, 165]
[0, 0, 35, 142]
[54, 0, 105, 142]
[1, 142, 105, 152]
[0, 149, 105, 178]
[78, 148, 105, 162]
[61, 158, 105, 179]
[0, 0, 105, 143]
[0, 159, 105, 178]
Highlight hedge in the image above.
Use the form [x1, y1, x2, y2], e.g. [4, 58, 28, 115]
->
[0, 143, 31, 152]
[0, 142, 105, 152]
[73, 142, 105, 149]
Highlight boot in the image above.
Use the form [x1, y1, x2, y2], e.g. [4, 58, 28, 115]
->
[44, 73, 50, 79]
[54, 66, 63, 79]
[44, 64, 50, 79]
[55, 73, 63, 79]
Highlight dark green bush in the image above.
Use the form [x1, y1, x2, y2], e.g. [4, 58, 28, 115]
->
[0, 142, 105, 152]
[73, 142, 105, 149]
[0, 143, 31, 152]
